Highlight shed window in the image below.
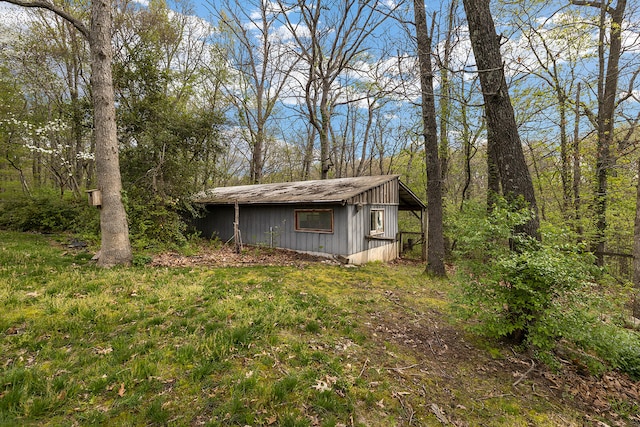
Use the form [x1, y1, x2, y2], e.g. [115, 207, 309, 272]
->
[295, 209, 333, 233]
[370, 209, 384, 235]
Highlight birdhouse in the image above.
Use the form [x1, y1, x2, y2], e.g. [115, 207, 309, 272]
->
[87, 189, 102, 207]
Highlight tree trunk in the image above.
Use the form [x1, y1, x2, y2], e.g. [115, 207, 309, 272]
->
[585, 0, 626, 266]
[486, 125, 500, 211]
[414, 0, 446, 277]
[462, 0, 539, 240]
[90, 0, 132, 267]
[0, 0, 132, 267]
[573, 82, 583, 238]
[633, 159, 640, 318]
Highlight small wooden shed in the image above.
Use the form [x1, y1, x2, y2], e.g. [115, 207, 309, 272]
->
[192, 175, 425, 264]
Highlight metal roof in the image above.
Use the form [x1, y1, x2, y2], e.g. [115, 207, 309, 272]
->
[193, 175, 425, 211]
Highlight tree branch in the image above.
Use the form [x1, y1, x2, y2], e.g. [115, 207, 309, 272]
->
[569, 0, 614, 14]
[0, 0, 89, 39]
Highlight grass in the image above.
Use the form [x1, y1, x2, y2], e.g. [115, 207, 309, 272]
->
[0, 230, 603, 425]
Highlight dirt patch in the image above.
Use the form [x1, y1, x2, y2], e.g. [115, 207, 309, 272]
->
[151, 244, 340, 268]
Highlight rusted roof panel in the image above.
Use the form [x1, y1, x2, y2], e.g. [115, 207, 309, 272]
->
[193, 175, 424, 208]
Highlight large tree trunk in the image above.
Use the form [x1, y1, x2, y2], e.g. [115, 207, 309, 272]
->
[90, 0, 132, 267]
[462, 0, 539, 240]
[634, 159, 640, 318]
[1, 0, 132, 267]
[414, 0, 446, 277]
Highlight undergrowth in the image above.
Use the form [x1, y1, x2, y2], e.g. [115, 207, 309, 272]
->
[448, 200, 640, 380]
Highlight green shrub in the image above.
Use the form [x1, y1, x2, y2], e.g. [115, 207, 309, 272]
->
[0, 190, 99, 236]
[449, 200, 640, 378]
[124, 190, 198, 250]
[449, 199, 595, 347]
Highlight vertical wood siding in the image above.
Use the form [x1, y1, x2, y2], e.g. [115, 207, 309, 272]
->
[195, 204, 350, 256]
[348, 204, 398, 254]
[348, 177, 399, 205]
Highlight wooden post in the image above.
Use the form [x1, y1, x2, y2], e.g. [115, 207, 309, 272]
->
[234, 201, 240, 254]
[421, 208, 427, 262]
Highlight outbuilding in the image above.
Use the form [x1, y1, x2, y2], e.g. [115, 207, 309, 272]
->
[192, 175, 425, 264]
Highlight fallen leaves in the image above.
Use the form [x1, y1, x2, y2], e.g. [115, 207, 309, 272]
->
[94, 346, 113, 355]
[311, 375, 337, 392]
[150, 245, 330, 268]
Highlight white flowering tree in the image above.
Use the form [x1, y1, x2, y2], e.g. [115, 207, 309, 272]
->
[1, 115, 95, 196]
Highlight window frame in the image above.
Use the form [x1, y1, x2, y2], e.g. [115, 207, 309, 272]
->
[370, 209, 385, 235]
[294, 209, 334, 233]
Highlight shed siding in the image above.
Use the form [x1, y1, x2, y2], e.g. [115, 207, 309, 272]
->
[348, 204, 398, 255]
[195, 204, 351, 256]
[193, 206, 235, 241]
[348, 177, 399, 205]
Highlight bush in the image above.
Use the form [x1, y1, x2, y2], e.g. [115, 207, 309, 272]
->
[449, 199, 595, 347]
[0, 190, 99, 236]
[124, 190, 199, 251]
[449, 199, 640, 379]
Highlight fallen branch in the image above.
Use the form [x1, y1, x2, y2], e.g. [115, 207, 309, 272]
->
[430, 403, 449, 425]
[358, 358, 369, 378]
[512, 359, 535, 387]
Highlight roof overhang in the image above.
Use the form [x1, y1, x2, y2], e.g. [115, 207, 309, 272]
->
[398, 181, 426, 211]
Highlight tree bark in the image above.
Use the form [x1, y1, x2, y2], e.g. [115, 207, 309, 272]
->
[633, 160, 640, 319]
[573, 82, 583, 238]
[414, 0, 446, 277]
[462, 0, 540, 240]
[572, 0, 627, 266]
[90, 0, 132, 267]
[633, 159, 640, 318]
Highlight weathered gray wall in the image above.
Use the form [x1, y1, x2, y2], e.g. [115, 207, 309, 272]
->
[193, 202, 398, 258]
[194, 204, 347, 255]
[348, 204, 398, 255]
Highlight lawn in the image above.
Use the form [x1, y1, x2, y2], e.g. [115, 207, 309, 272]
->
[0, 231, 634, 426]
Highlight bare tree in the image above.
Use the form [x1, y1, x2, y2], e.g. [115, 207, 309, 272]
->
[413, 0, 445, 276]
[216, 0, 299, 184]
[570, 0, 628, 266]
[277, 0, 398, 179]
[1, 0, 132, 266]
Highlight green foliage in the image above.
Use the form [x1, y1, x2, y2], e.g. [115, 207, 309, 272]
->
[450, 200, 640, 378]
[124, 190, 198, 250]
[552, 303, 640, 380]
[0, 190, 99, 236]
[449, 199, 596, 346]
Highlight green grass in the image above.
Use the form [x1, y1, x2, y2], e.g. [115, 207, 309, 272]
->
[0, 230, 598, 425]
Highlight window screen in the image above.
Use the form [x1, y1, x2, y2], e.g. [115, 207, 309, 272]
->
[295, 209, 333, 232]
[370, 209, 384, 234]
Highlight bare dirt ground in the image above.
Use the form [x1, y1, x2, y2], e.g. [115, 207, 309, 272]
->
[152, 244, 640, 426]
[151, 244, 338, 268]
